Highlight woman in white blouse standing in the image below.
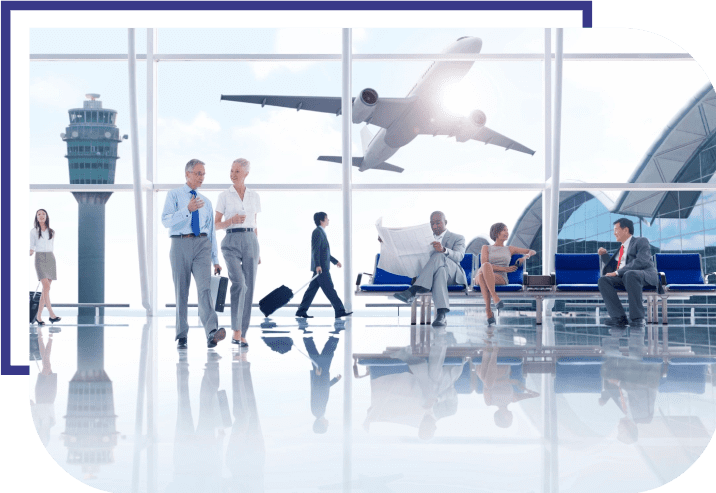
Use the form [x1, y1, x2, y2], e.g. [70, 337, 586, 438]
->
[215, 158, 261, 348]
[30, 209, 61, 325]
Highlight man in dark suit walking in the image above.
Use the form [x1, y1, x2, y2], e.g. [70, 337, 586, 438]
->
[597, 218, 659, 328]
[296, 212, 352, 319]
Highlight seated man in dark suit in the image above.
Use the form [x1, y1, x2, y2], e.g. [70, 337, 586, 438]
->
[597, 218, 658, 327]
[393, 211, 467, 328]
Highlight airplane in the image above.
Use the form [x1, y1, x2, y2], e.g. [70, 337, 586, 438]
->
[221, 36, 535, 173]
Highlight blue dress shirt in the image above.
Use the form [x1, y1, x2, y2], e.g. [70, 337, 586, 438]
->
[162, 184, 219, 265]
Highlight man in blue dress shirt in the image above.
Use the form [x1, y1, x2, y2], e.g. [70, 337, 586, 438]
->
[162, 159, 225, 349]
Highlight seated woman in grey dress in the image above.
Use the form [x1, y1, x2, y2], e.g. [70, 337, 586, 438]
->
[475, 223, 536, 325]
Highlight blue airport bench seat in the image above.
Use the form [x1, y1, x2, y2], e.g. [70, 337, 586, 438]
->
[554, 254, 601, 292]
[653, 253, 716, 324]
[472, 254, 525, 292]
[356, 253, 474, 325]
[654, 253, 716, 292]
[357, 253, 474, 292]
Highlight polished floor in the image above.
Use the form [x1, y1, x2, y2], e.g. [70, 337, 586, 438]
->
[29, 308, 716, 493]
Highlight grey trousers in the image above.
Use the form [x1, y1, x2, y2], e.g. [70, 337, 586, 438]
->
[414, 251, 459, 310]
[170, 237, 218, 340]
[221, 232, 259, 335]
[598, 270, 653, 321]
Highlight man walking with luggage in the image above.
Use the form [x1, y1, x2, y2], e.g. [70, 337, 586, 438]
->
[296, 212, 352, 319]
[162, 159, 226, 349]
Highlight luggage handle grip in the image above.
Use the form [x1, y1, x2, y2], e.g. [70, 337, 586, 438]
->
[295, 273, 320, 295]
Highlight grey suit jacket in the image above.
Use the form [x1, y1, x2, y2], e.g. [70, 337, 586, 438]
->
[310, 227, 338, 272]
[600, 236, 658, 287]
[441, 230, 467, 287]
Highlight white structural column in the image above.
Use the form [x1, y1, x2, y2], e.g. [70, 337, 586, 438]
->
[548, 29, 564, 274]
[127, 28, 151, 312]
[542, 29, 553, 275]
[146, 28, 158, 316]
[341, 28, 353, 313]
[341, 28, 354, 491]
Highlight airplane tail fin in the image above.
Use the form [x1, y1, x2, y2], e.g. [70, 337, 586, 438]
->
[360, 126, 373, 154]
[317, 155, 404, 173]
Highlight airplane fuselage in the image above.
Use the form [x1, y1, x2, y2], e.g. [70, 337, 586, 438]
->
[359, 37, 482, 171]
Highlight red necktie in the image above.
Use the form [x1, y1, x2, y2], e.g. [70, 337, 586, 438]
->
[617, 244, 624, 269]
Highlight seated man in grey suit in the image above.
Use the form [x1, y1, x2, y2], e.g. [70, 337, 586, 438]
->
[597, 218, 658, 328]
[394, 211, 467, 327]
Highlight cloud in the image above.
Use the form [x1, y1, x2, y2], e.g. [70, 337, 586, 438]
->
[252, 28, 367, 79]
[30, 75, 85, 111]
[157, 111, 221, 148]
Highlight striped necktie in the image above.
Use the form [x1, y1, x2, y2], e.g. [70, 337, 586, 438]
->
[189, 190, 200, 236]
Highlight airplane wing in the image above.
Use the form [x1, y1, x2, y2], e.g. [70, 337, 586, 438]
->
[424, 120, 535, 156]
[221, 95, 346, 115]
[220, 94, 416, 129]
[470, 126, 535, 155]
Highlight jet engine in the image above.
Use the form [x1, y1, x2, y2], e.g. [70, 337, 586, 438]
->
[352, 88, 379, 124]
[454, 109, 488, 142]
[470, 109, 487, 127]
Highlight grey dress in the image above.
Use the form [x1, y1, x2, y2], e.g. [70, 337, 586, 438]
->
[487, 245, 512, 284]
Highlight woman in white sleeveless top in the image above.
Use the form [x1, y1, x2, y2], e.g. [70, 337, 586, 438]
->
[475, 222, 536, 326]
[215, 158, 261, 348]
[30, 209, 61, 325]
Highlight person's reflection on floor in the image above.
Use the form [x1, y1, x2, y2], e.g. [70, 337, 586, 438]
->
[30, 327, 58, 446]
[224, 352, 265, 492]
[365, 328, 464, 440]
[305, 336, 341, 434]
[599, 329, 660, 444]
[167, 351, 228, 492]
[476, 331, 539, 428]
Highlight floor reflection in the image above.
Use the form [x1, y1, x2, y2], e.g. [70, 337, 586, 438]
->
[28, 312, 716, 492]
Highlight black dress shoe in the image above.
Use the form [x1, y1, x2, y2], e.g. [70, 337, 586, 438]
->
[629, 318, 646, 327]
[231, 339, 249, 348]
[335, 311, 353, 319]
[49, 316, 61, 324]
[295, 312, 314, 318]
[604, 317, 628, 327]
[35, 319, 45, 326]
[207, 327, 226, 348]
[177, 337, 188, 349]
[432, 311, 447, 327]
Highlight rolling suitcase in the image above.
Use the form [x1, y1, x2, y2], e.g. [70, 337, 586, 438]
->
[210, 275, 229, 312]
[259, 273, 319, 317]
[30, 283, 41, 323]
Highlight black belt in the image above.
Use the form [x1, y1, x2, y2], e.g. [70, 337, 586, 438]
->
[227, 228, 254, 233]
[171, 233, 208, 238]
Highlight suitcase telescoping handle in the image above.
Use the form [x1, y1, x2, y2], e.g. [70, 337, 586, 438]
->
[295, 273, 320, 295]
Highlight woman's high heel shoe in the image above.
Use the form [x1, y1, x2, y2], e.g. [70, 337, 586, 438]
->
[35, 319, 45, 326]
[487, 316, 496, 326]
[49, 316, 61, 324]
[495, 300, 504, 311]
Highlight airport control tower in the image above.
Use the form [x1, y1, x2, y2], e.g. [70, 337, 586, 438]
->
[61, 94, 126, 321]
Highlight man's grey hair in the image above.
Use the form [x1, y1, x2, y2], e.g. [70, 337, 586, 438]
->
[232, 158, 251, 173]
[185, 159, 204, 173]
[430, 211, 446, 221]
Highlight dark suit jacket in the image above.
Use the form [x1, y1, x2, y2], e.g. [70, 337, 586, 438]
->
[311, 226, 338, 272]
[600, 236, 659, 287]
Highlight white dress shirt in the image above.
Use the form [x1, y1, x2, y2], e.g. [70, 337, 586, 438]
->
[434, 230, 451, 256]
[30, 228, 54, 253]
[617, 236, 632, 270]
[215, 186, 261, 229]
